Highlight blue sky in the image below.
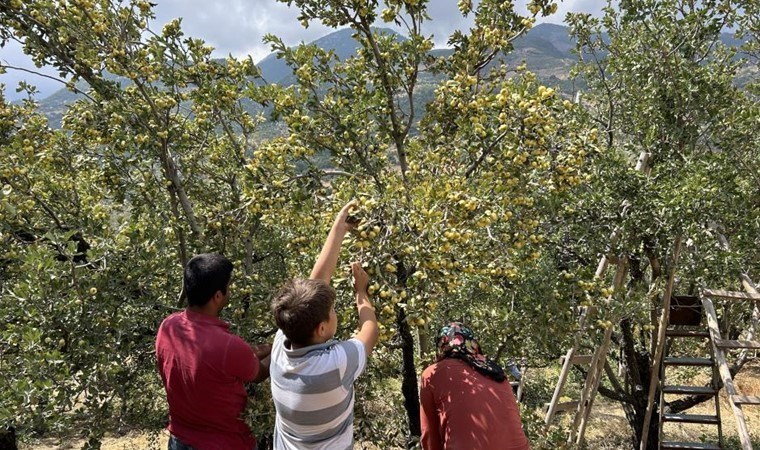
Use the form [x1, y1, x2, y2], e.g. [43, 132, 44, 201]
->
[0, 0, 604, 101]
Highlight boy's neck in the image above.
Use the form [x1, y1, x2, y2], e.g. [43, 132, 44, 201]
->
[291, 335, 329, 350]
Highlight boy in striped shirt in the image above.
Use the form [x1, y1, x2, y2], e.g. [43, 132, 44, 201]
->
[270, 201, 379, 450]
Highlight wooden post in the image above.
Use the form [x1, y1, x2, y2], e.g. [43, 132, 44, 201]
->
[574, 326, 614, 445]
[639, 236, 682, 450]
[635, 152, 651, 172]
[702, 296, 754, 450]
[739, 274, 759, 363]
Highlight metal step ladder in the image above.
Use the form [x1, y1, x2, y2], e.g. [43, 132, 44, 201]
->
[657, 321, 723, 450]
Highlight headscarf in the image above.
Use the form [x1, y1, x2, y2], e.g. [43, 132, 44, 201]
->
[435, 322, 506, 382]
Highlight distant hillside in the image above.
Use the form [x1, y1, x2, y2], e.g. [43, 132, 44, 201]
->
[418, 23, 576, 69]
[31, 23, 752, 129]
[258, 27, 405, 84]
[34, 24, 578, 126]
[35, 75, 131, 128]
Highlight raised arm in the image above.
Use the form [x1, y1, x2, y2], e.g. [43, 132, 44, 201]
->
[351, 262, 379, 357]
[310, 200, 357, 283]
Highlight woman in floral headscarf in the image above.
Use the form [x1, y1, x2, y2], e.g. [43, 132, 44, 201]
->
[419, 322, 530, 450]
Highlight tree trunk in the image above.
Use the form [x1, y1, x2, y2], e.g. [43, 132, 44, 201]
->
[629, 397, 659, 450]
[624, 252, 660, 448]
[0, 428, 17, 450]
[619, 322, 659, 449]
[396, 306, 421, 447]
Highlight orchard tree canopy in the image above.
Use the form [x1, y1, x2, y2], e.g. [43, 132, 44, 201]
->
[0, 0, 289, 444]
[0, 0, 758, 449]
[564, 0, 760, 446]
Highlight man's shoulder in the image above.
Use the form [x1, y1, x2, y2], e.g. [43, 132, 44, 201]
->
[156, 311, 184, 336]
[161, 310, 185, 324]
[223, 331, 251, 351]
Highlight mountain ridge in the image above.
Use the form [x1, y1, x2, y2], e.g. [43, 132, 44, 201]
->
[29, 23, 750, 128]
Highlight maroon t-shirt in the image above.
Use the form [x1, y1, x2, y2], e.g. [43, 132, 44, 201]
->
[420, 358, 531, 450]
[156, 310, 259, 450]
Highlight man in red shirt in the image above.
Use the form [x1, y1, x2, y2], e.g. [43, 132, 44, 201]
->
[156, 254, 271, 450]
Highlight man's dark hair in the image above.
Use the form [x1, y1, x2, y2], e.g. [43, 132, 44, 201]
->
[272, 279, 335, 346]
[184, 253, 234, 307]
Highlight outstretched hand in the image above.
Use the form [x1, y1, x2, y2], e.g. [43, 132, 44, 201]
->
[351, 261, 369, 295]
[334, 200, 359, 234]
[351, 260, 378, 357]
[310, 199, 359, 283]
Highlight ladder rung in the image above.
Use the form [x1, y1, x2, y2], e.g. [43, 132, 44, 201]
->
[731, 394, 760, 405]
[715, 338, 760, 350]
[662, 413, 720, 425]
[660, 442, 722, 450]
[544, 400, 578, 413]
[662, 385, 717, 396]
[666, 329, 710, 338]
[664, 357, 713, 367]
[560, 354, 594, 365]
[703, 289, 760, 301]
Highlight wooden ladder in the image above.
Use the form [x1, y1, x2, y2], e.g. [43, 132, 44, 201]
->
[544, 152, 651, 446]
[543, 243, 628, 446]
[701, 282, 760, 450]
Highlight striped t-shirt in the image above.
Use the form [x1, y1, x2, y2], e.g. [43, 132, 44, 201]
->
[270, 329, 367, 450]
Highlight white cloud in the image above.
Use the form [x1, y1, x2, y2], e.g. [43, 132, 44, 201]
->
[149, 0, 335, 60]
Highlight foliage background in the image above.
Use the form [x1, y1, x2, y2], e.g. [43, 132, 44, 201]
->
[0, 0, 758, 448]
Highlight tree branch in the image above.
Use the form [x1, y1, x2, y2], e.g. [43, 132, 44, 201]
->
[464, 127, 512, 178]
[0, 63, 97, 103]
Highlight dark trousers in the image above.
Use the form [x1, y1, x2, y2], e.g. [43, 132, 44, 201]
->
[168, 435, 195, 450]
[169, 435, 258, 450]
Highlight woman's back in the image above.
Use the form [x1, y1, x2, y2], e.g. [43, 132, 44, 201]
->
[420, 358, 530, 450]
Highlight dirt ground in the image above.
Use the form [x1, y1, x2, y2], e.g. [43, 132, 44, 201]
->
[21, 360, 760, 450]
[21, 432, 167, 450]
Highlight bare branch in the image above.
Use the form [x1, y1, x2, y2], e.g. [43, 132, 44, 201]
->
[0, 63, 97, 103]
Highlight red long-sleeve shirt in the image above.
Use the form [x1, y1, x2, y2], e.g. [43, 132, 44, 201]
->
[420, 358, 531, 450]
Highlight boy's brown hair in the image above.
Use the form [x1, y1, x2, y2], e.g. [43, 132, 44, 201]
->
[272, 279, 336, 346]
